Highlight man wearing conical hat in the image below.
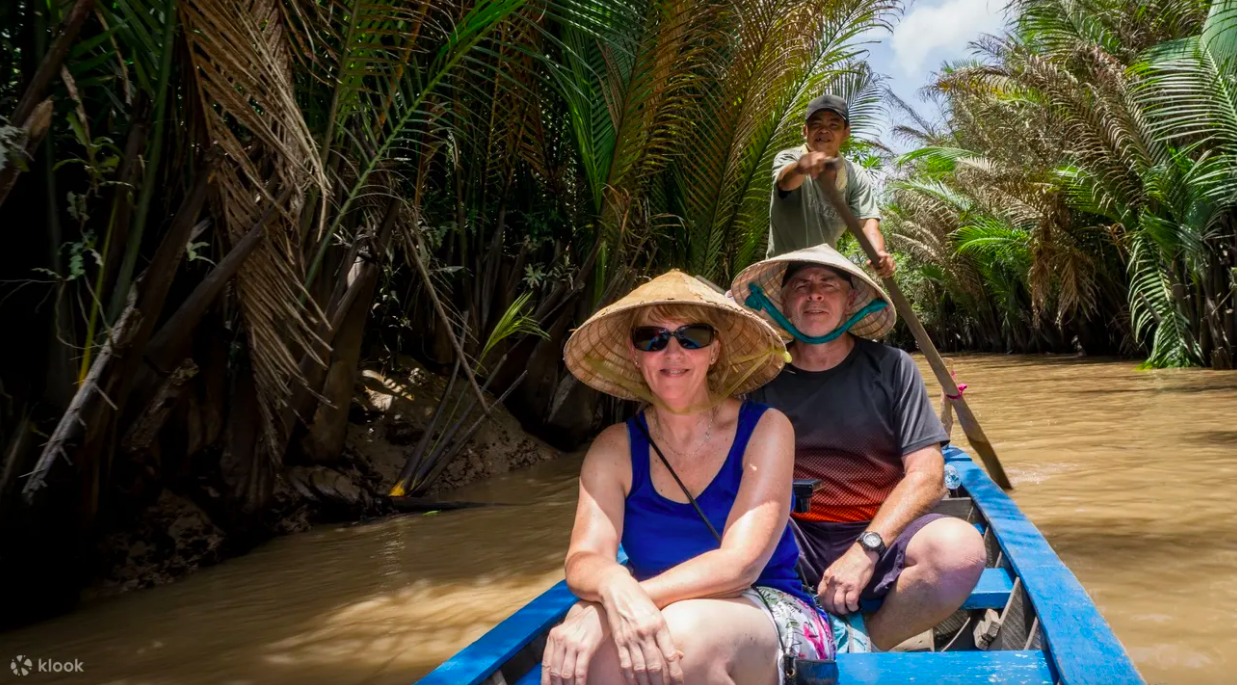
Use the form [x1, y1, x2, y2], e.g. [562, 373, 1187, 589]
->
[769, 93, 895, 277]
[732, 244, 985, 652]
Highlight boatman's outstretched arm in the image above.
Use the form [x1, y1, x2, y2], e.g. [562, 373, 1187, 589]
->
[847, 162, 895, 277]
[861, 218, 895, 277]
[777, 150, 833, 192]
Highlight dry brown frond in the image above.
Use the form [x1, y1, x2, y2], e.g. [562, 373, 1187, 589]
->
[184, 0, 329, 458]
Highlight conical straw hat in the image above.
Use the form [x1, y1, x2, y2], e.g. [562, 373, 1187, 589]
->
[563, 270, 788, 402]
[730, 244, 896, 341]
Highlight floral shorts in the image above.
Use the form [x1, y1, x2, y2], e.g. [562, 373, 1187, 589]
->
[741, 586, 836, 682]
[742, 587, 875, 682]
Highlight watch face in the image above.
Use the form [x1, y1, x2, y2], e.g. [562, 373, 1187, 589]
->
[861, 532, 882, 549]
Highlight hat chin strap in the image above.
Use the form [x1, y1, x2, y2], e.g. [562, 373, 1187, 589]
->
[744, 283, 888, 344]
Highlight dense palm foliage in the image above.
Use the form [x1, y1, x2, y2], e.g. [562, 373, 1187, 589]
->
[7, 0, 1231, 627]
[885, 0, 1237, 367]
[0, 0, 892, 624]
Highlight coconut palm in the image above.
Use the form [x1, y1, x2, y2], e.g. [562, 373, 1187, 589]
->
[889, 0, 1235, 365]
[0, 0, 902, 629]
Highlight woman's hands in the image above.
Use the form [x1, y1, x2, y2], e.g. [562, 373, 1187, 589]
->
[541, 587, 684, 685]
[543, 601, 609, 685]
[600, 574, 685, 685]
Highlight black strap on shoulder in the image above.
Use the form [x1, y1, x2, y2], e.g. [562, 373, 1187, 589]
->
[632, 411, 798, 681]
[631, 413, 722, 544]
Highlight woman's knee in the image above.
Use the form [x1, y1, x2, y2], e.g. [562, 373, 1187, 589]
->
[584, 604, 724, 684]
[660, 600, 714, 659]
[658, 598, 780, 684]
[584, 639, 622, 685]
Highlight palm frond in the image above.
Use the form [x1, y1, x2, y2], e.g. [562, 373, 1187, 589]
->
[183, 0, 329, 455]
[479, 291, 548, 368]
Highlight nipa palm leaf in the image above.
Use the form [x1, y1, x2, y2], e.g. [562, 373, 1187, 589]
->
[183, 0, 329, 457]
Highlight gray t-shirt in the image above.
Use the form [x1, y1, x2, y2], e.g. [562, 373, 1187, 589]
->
[767, 148, 881, 258]
[748, 339, 948, 523]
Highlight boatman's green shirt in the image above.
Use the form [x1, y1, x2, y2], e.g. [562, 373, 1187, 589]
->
[767, 147, 881, 258]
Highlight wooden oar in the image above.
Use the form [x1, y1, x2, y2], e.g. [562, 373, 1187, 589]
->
[819, 176, 1014, 490]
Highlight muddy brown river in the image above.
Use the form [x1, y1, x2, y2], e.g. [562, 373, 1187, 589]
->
[2, 355, 1235, 685]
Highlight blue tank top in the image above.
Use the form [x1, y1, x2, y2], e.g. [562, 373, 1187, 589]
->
[621, 401, 814, 607]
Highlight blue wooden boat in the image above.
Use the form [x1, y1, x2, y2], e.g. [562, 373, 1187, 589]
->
[415, 445, 1144, 685]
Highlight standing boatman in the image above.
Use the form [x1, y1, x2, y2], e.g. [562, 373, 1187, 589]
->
[768, 93, 895, 277]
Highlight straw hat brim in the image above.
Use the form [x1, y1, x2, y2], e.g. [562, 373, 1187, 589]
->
[729, 244, 896, 340]
[563, 271, 788, 402]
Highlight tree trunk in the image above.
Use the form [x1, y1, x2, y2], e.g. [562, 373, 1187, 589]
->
[100, 106, 150, 290]
[284, 195, 399, 441]
[22, 159, 214, 510]
[0, 99, 53, 213]
[9, 0, 95, 124]
[218, 359, 273, 531]
[185, 312, 229, 459]
[301, 267, 378, 463]
[120, 359, 199, 459]
[142, 190, 278, 374]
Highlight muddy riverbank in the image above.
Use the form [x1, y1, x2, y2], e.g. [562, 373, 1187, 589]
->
[79, 356, 560, 603]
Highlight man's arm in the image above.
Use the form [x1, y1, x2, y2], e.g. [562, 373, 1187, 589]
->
[861, 445, 945, 546]
[848, 163, 895, 276]
[777, 150, 831, 192]
[816, 445, 943, 615]
[859, 217, 895, 277]
[815, 350, 948, 615]
[867, 347, 950, 542]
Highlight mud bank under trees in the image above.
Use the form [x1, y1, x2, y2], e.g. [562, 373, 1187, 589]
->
[82, 356, 559, 602]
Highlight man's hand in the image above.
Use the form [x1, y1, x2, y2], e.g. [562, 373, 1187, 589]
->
[860, 218, 895, 278]
[867, 250, 895, 278]
[793, 151, 839, 182]
[817, 543, 878, 615]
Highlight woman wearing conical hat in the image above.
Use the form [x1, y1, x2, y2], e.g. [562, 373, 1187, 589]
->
[544, 270, 837, 685]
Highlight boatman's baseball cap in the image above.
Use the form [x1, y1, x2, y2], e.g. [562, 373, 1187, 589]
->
[805, 94, 849, 125]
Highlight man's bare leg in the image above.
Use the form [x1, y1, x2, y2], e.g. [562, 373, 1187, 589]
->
[864, 517, 986, 650]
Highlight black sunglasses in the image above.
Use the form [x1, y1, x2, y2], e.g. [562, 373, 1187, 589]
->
[631, 324, 716, 352]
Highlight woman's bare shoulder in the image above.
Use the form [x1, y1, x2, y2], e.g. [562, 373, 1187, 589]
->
[591, 421, 631, 454]
[580, 421, 633, 481]
[743, 405, 794, 464]
[753, 404, 793, 435]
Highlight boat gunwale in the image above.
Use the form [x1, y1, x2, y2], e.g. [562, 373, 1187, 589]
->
[944, 445, 1144, 684]
[414, 447, 1144, 685]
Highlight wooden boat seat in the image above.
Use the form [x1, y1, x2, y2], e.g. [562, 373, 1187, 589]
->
[962, 566, 1015, 609]
[859, 566, 1014, 613]
[513, 649, 1054, 685]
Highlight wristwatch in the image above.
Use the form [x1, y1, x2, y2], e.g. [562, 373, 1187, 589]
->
[858, 531, 886, 557]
